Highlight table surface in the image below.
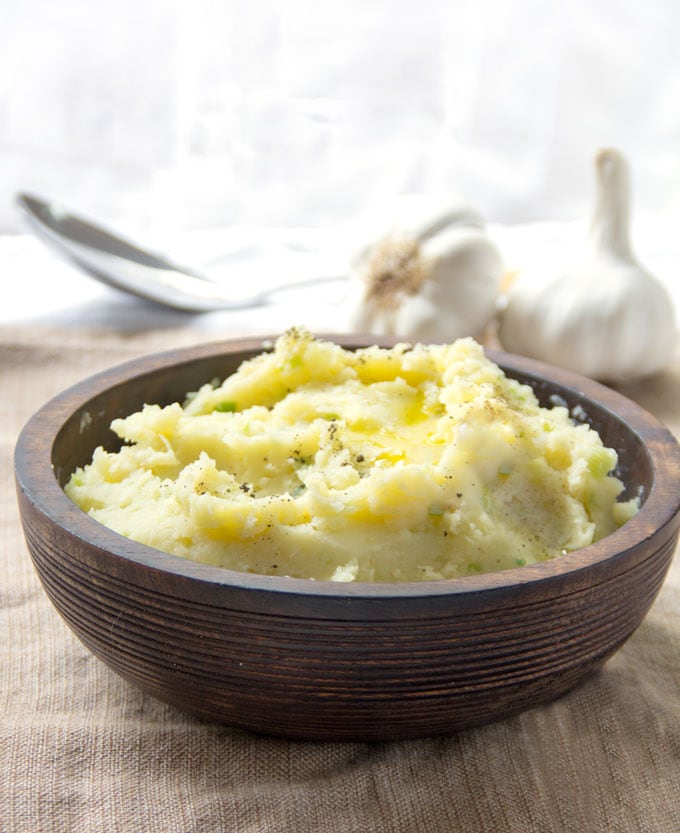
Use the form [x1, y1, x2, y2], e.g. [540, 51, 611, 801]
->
[2, 226, 679, 833]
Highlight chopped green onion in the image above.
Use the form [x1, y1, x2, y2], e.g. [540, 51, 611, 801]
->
[587, 448, 614, 478]
[215, 401, 237, 413]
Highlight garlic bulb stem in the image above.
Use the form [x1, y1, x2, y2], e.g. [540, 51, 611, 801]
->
[589, 148, 633, 261]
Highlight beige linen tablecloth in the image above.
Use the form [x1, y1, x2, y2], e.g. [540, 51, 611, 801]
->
[2, 322, 679, 833]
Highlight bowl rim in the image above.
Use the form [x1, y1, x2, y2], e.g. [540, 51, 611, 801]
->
[14, 332, 680, 601]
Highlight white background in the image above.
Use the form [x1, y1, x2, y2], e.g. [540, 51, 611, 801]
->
[1, 0, 679, 327]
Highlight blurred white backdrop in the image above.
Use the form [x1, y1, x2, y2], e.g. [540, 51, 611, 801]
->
[2, 0, 680, 239]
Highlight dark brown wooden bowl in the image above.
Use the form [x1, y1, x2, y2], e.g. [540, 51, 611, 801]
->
[14, 335, 680, 741]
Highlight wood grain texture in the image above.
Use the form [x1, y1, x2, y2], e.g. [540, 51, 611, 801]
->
[14, 336, 680, 741]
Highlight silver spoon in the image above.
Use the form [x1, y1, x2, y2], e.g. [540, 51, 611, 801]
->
[16, 192, 346, 312]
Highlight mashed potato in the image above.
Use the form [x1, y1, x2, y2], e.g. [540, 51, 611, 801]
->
[65, 329, 638, 581]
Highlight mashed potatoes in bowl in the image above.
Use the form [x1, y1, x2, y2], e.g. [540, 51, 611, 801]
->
[17, 330, 680, 739]
[65, 329, 638, 582]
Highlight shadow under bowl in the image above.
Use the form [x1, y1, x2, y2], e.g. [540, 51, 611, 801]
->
[14, 334, 680, 741]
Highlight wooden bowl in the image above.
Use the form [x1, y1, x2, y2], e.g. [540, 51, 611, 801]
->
[14, 335, 680, 741]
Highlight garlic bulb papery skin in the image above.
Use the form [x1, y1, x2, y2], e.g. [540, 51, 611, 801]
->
[346, 194, 504, 341]
[498, 149, 678, 383]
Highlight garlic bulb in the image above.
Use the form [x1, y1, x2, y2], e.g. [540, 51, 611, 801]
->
[498, 149, 677, 382]
[346, 194, 504, 341]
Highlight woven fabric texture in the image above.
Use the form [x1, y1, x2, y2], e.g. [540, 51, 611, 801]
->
[2, 324, 679, 833]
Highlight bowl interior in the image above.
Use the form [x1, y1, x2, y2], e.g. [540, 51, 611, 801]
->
[53, 347, 266, 488]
